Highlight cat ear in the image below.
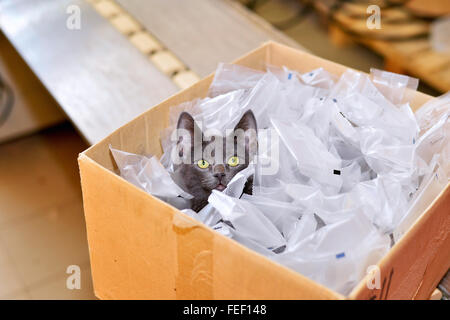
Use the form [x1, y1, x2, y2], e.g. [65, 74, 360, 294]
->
[176, 111, 202, 154]
[234, 110, 257, 160]
[177, 112, 196, 138]
[234, 110, 257, 133]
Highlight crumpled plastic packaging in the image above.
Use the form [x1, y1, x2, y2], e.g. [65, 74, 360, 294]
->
[272, 212, 391, 295]
[110, 62, 449, 295]
[208, 63, 265, 98]
[110, 146, 193, 209]
[370, 68, 419, 106]
[209, 190, 286, 250]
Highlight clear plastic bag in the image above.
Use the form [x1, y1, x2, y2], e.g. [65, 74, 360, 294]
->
[370, 68, 419, 106]
[208, 63, 265, 98]
[208, 190, 286, 250]
[110, 146, 192, 209]
[273, 212, 390, 294]
[415, 92, 450, 134]
[271, 118, 343, 192]
[300, 67, 337, 89]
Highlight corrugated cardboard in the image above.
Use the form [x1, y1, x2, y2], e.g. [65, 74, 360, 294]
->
[78, 42, 450, 300]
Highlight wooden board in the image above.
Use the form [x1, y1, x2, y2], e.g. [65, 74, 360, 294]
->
[0, 0, 179, 145]
[115, 0, 302, 77]
[406, 0, 450, 18]
[360, 39, 450, 93]
[309, 0, 450, 93]
[1, 0, 303, 144]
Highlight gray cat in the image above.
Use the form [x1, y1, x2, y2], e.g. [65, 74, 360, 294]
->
[173, 110, 257, 212]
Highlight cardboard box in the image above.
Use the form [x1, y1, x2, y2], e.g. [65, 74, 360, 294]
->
[78, 42, 450, 300]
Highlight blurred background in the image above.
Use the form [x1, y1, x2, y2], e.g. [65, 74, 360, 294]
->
[0, 0, 448, 299]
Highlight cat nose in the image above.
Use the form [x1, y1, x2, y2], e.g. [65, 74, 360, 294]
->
[213, 165, 225, 179]
[213, 172, 225, 179]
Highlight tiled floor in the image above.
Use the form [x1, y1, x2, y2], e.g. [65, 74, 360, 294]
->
[0, 123, 95, 299]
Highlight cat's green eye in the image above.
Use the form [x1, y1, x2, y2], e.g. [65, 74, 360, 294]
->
[227, 156, 239, 167]
[197, 159, 209, 169]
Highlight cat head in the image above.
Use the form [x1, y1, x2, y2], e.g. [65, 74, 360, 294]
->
[174, 110, 257, 195]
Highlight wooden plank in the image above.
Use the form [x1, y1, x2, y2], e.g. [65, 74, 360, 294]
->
[341, 2, 410, 21]
[172, 71, 201, 90]
[129, 31, 162, 54]
[110, 12, 142, 35]
[309, 0, 449, 92]
[389, 39, 431, 56]
[406, 0, 450, 18]
[384, 58, 406, 74]
[436, 69, 450, 92]
[411, 50, 450, 73]
[115, 0, 302, 77]
[362, 39, 450, 92]
[333, 11, 429, 40]
[150, 51, 185, 76]
[329, 23, 354, 47]
[93, 0, 122, 18]
[0, 0, 179, 145]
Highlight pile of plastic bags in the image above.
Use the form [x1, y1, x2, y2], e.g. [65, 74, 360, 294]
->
[111, 63, 449, 295]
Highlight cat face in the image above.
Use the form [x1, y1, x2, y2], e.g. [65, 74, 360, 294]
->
[174, 110, 257, 211]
